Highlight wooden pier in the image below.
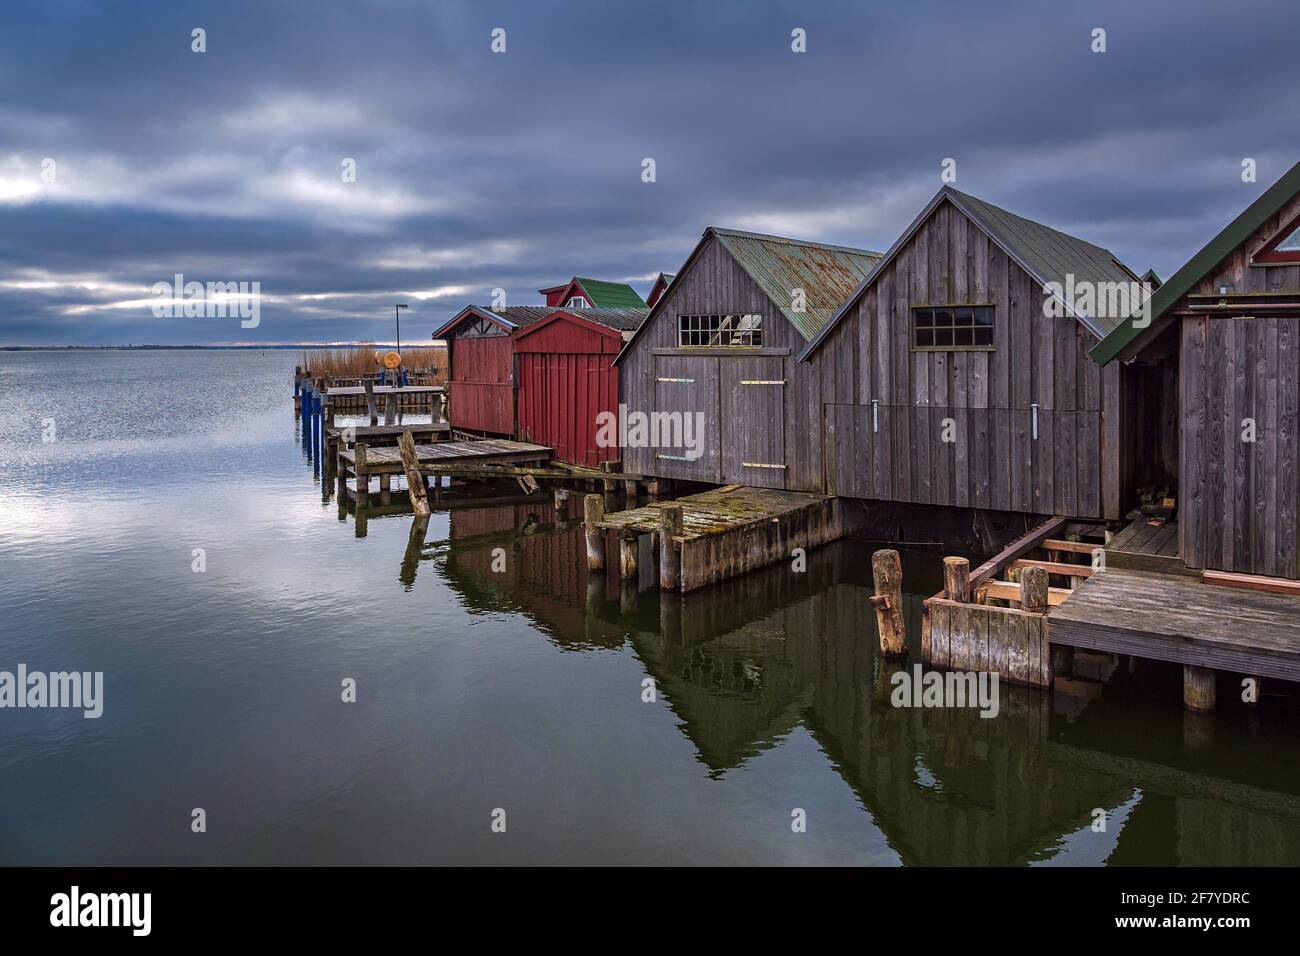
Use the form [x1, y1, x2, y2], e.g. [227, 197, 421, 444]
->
[1103, 519, 1195, 576]
[586, 485, 841, 593]
[339, 438, 553, 501]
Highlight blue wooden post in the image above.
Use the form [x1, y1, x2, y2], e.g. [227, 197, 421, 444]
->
[302, 384, 313, 446]
[401, 368, 407, 387]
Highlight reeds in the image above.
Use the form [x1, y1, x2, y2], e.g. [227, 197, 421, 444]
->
[299, 343, 448, 382]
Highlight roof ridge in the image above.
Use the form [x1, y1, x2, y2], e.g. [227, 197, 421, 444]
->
[709, 226, 882, 258]
[946, 186, 1118, 257]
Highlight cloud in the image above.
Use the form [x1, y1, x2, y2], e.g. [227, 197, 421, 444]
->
[1, 0, 1299, 344]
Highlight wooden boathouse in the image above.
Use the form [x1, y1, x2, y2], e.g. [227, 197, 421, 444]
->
[514, 307, 645, 468]
[800, 185, 1143, 520]
[433, 305, 546, 438]
[614, 227, 882, 488]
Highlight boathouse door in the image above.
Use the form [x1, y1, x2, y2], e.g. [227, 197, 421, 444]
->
[720, 356, 786, 487]
[652, 353, 721, 483]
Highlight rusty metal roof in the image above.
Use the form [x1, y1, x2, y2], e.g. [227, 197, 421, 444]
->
[711, 228, 882, 340]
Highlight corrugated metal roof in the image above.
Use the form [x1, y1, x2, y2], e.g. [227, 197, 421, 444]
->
[578, 307, 649, 331]
[574, 278, 647, 309]
[436, 304, 648, 339]
[712, 228, 883, 340]
[948, 188, 1141, 336]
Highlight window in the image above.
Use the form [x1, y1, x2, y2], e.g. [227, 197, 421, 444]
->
[677, 313, 763, 347]
[566, 296, 589, 309]
[1253, 213, 1300, 264]
[912, 306, 994, 350]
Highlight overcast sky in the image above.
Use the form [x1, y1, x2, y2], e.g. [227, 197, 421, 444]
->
[2, 0, 1298, 345]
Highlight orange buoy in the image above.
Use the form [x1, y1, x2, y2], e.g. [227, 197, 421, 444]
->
[383, 350, 402, 370]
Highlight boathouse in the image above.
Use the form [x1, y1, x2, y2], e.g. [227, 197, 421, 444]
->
[800, 186, 1143, 520]
[539, 277, 647, 310]
[614, 227, 882, 488]
[1091, 160, 1300, 579]
[432, 305, 552, 438]
[645, 272, 675, 308]
[514, 307, 647, 468]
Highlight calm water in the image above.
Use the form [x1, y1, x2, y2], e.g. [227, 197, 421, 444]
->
[2, 349, 1300, 865]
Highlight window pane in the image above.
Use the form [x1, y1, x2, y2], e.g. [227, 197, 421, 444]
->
[974, 306, 993, 327]
[915, 309, 934, 328]
[974, 326, 994, 346]
[915, 328, 934, 347]
[955, 327, 973, 346]
[934, 328, 954, 347]
[954, 308, 973, 326]
[934, 309, 953, 328]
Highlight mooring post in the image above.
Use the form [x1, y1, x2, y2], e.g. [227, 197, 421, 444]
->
[583, 494, 606, 572]
[553, 487, 569, 512]
[397, 431, 431, 519]
[658, 504, 683, 591]
[942, 556, 970, 603]
[364, 379, 378, 426]
[870, 549, 907, 658]
[355, 441, 369, 505]
[1183, 665, 1217, 713]
[624, 479, 638, 499]
[1020, 565, 1049, 614]
[618, 532, 638, 580]
[384, 391, 397, 426]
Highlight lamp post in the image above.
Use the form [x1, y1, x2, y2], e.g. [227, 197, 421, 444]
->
[395, 303, 408, 354]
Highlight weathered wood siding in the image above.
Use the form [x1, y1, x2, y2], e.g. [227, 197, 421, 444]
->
[447, 331, 515, 436]
[1173, 191, 1300, 578]
[816, 200, 1118, 518]
[621, 236, 839, 490]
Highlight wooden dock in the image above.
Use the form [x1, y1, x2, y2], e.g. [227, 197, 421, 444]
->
[340, 438, 551, 482]
[1049, 568, 1300, 684]
[328, 423, 450, 448]
[588, 485, 841, 593]
[1104, 519, 1193, 576]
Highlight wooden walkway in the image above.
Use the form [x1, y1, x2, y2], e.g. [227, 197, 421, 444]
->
[1104, 519, 1191, 575]
[594, 485, 841, 592]
[1049, 568, 1300, 682]
[327, 423, 449, 447]
[325, 385, 444, 398]
[339, 438, 551, 478]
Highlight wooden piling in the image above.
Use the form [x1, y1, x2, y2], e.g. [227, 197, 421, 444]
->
[397, 432, 431, 519]
[384, 391, 397, 426]
[943, 556, 970, 602]
[364, 379, 378, 426]
[1183, 665, 1217, 713]
[1020, 566, 1049, 614]
[583, 494, 606, 572]
[658, 505, 683, 591]
[618, 533, 638, 580]
[354, 441, 369, 504]
[870, 549, 906, 658]
[553, 488, 570, 511]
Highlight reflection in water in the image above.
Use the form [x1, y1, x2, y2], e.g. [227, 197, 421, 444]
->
[4, 351, 1300, 865]
[429, 499, 1300, 866]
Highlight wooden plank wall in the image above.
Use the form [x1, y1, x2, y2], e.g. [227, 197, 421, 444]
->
[620, 235, 851, 490]
[816, 199, 1115, 518]
[924, 597, 1052, 688]
[1181, 315, 1300, 578]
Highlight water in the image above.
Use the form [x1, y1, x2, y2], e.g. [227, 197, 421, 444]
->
[2, 349, 1300, 865]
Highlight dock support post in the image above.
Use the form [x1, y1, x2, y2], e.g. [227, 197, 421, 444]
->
[870, 549, 907, 658]
[618, 533, 638, 580]
[355, 442, 369, 505]
[364, 379, 378, 426]
[384, 391, 397, 426]
[658, 505, 683, 591]
[553, 488, 569, 512]
[942, 556, 970, 602]
[624, 479, 638, 499]
[1183, 665, 1216, 713]
[398, 431, 431, 519]
[583, 494, 606, 572]
[1020, 565, 1049, 614]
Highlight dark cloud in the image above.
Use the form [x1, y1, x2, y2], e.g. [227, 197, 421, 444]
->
[2, 0, 1298, 344]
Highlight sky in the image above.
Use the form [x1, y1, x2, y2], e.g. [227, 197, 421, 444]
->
[2, 0, 1299, 346]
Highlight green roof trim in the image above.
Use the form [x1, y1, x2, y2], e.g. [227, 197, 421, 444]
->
[574, 277, 647, 309]
[1091, 159, 1300, 365]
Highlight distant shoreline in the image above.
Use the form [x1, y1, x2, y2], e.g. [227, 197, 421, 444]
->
[1, 343, 437, 351]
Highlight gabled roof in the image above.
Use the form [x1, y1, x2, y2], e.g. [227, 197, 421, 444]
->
[800, 185, 1141, 361]
[613, 227, 881, 364]
[1091, 159, 1300, 365]
[513, 307, 648, 344]
[433, 304, 647, 341]
[573, 277, 647, 309]
[713, 228, 882, 341]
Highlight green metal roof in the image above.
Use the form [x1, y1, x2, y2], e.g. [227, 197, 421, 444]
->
[1091, 159, 1300, 365]
[574, 277, 647, 309]
[712, 228, 882, 340]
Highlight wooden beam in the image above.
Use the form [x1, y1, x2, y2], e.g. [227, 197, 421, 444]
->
[1010, 558, 1094, 578]
[397, 432, 430, 519]
[982, 580, 1071, 607]
[969, 516, 1067, 587]
[1042, 538, 1105, 556]
[1203, 569, 1300, 596]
